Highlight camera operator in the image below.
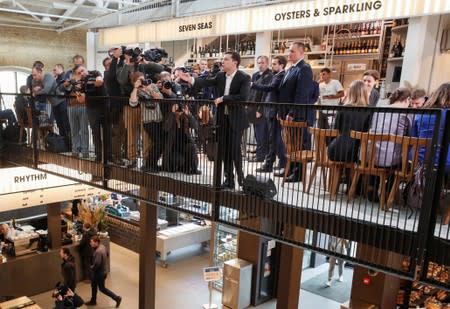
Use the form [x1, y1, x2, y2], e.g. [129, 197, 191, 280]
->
[129, 72, 164, 172]
[52, 64, 71, 141]
[116, 46, 165, 97]
[52, 282, 84, 309]
[61, 56, 89, 158]
[70, 65, 106, 162]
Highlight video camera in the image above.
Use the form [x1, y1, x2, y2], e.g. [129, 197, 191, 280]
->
[123, 47, 143, 63]
[52, 282, 69, 299]
[79, 71, 100, 94]
[142, 48, 168, 63]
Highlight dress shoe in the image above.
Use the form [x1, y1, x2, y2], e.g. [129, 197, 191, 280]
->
[91, 175, 102, 182]
[248, 156, 264, 163]
[115, 296, 122, 308]
[367, 190, 380, 203]
[85, 300, 97, 306]
[222, 179, 235, 189]
[187, 169, 202, 175]
[273, 165, 283, 171]
[274, 169, 285, 177]
[284, 173, 301, 182]
[255, 164, 273, 173]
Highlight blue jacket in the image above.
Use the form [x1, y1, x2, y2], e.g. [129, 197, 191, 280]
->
[412, 109, 450, 172]
[277, 59, 315, 125]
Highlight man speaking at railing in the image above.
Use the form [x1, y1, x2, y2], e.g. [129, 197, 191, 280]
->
[177, 52, 250, 188]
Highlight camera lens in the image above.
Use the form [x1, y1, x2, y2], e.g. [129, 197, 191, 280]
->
[163, 81, 172, 89]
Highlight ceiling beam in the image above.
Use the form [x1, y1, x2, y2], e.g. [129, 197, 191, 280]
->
[0, 7, 88, 21]
[55, 0, 87, 25]
[13, 2, 42, 22]
[0, 22, 56, 31]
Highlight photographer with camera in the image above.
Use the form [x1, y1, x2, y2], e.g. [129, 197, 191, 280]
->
[129, 72, 164, 172]
[162, 102, 200, 174]
[156, 71, 182, 100]
[70, 65, 106, 162]
[52, 282, 84, 309]
[61, 56, 89, 158]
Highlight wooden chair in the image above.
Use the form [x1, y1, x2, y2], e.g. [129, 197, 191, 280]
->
[347, 131, 391, 210]
[306, 127, 338, 194]
[279, 119, 314, 191]
[386, 135, 430, 209]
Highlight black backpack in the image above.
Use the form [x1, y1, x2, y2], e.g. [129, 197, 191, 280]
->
[243, 175, 277, 199]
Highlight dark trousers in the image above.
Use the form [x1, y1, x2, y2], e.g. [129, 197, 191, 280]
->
[265, 117, 286, 168]
[143, 122, 163, 168]
[222, 115, 244, 184]
[81, 255, 92, 281]
[0, 109, 17, 125]
[90, 272, 118, 302]
[254, 119, 268, 160]
[87, 105, 103, 160]
[109, 103, 125, 161]
[52, 101, 71, 138]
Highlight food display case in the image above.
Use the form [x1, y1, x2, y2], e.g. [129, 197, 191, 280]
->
[213, 224, 238, 290]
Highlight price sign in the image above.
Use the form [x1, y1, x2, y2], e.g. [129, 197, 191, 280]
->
[203, 266, 222, 282]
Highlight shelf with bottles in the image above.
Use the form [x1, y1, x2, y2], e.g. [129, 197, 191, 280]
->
[325, 21, 383, 39]
[332, 39, 380, 56]
[189, 34, 256, 61]
[387, 57, 404, 62]
[391, 18, 409, 32]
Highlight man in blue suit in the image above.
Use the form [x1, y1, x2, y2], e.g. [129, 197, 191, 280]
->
[276, 42, 314, 182]
[251, 55, 288, 173]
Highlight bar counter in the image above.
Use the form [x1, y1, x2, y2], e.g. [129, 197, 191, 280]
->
[0, 238, 109, 297]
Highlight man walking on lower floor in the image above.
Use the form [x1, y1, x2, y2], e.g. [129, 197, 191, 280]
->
[86, 236, 122, 307]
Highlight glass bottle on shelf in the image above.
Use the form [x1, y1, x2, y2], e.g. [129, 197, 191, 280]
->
[190, 45, 194, 59]
[375, 21, 381, 34]
[273, 42, 279, 54]
[279, 41, 286, 54]
[392, 19, 398, 27]
[373, 40, 379, 53]
[362, 23, 368, 36]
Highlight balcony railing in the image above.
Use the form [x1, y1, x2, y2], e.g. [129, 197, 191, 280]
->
[1, 92, 449, 290]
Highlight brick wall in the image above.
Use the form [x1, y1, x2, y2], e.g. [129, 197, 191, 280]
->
[0, 27, 86, 70]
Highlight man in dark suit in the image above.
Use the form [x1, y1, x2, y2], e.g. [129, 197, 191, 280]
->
[277, 42, 314, 182]
[178, 52, 250, 188]
[247, 55, 273, 163]
[251, 55, 288, 173]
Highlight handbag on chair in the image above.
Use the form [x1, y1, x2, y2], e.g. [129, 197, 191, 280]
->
[243, 174, 277, 199]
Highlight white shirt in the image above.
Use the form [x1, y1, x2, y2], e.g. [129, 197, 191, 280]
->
[224, 70, 237, 96]
[319, 79, 344, 106]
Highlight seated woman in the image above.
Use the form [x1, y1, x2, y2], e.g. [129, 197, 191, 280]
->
[129, 72, 164, 173]
[162, 103, 201, 175]
[412, 82, 450, 173]
[367, 88, 412, 201]
[328, 80, 372, 163]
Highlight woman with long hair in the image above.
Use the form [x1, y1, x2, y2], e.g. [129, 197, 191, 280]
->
[367, 87, 412, 202]
[328, 80, 373, 163]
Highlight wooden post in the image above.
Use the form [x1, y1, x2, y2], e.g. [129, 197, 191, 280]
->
[276, 225, 305, 309]
[47, 202, 61, 249]
[139, 187, 157, 309]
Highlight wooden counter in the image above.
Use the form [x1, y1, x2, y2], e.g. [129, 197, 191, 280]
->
[0, 296, 42, 309]
[0, 238, 109, 297]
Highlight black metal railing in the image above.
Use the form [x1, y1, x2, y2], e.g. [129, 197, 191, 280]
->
[1, 92, 449, 290]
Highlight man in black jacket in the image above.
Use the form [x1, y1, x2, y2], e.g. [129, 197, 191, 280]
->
[252, 55, 288, 173]
[86, 236, 121, 307]
[178, 52, 250, 188]
[247, 55, 273, 163]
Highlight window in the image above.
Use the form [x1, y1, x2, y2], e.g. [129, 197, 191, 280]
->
[0, 68, 30, 111]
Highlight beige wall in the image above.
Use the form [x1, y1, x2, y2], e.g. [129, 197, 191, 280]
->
[0, 27, 86, 72]
[430, 14, 450, 92]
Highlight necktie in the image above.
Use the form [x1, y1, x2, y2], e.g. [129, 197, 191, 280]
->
[283, 67, 292, 84]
